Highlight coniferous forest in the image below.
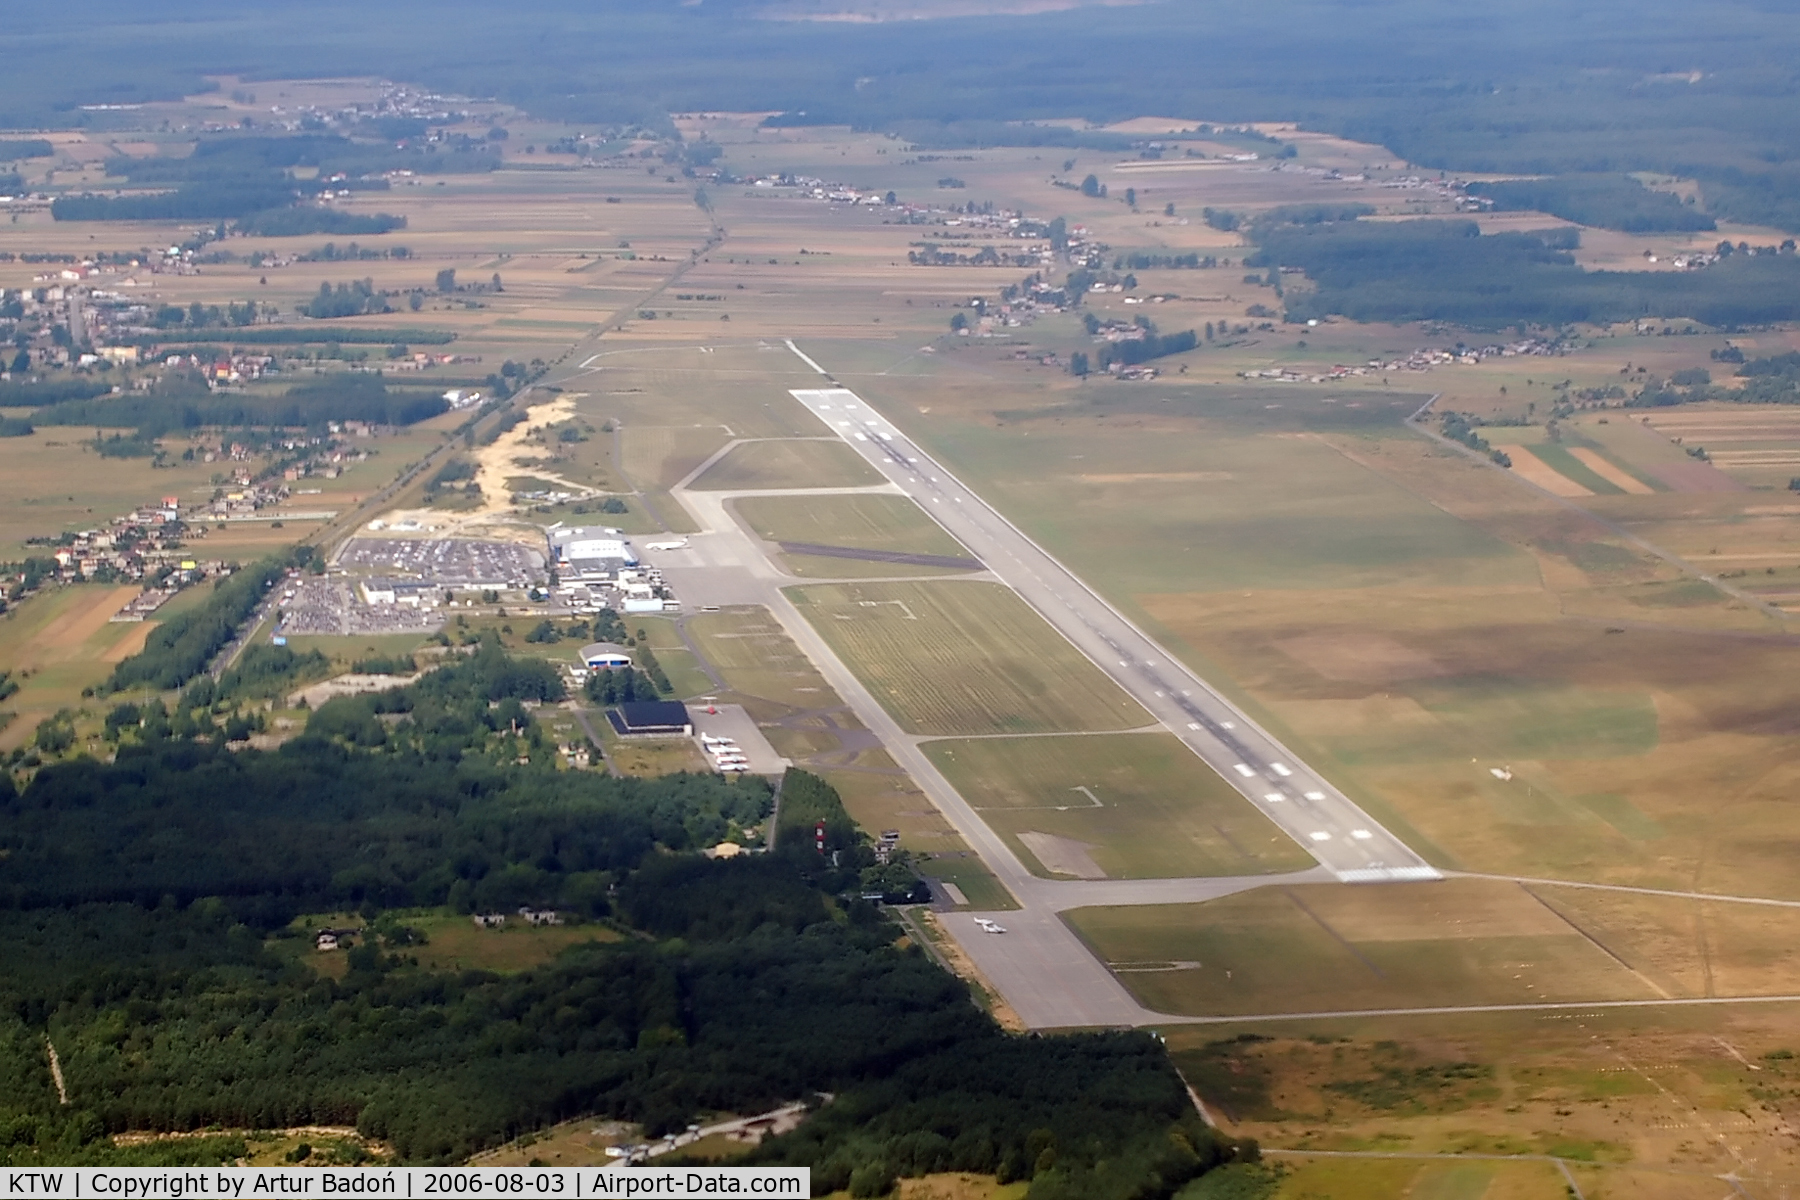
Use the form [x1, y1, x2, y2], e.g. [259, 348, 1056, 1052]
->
[0, 642, 1255, 1193]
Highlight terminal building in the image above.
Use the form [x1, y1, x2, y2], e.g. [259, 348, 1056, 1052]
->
[548, 525, 638, 582]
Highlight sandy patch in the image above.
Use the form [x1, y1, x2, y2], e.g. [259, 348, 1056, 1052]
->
[1568, 448, 1654, 494]
[471, 393, 587, 516]
[1077, 471, 1233, 484]
[1274, 631, 1446, 684]
[290, 672, 423, 710]
[1506, 447, 1592, 497]
[1017, 831, 1106, 879]
[38, 586, 139, 651]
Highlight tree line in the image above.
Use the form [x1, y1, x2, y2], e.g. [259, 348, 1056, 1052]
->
[104, 555, 293, 694]
[1251, 218, 1800, 329]
[0, 650, 1260, 1191]
[34, 371, 450, 438]
[1467, 174, 1715, 233]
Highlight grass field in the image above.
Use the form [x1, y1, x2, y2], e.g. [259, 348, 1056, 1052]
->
[0, 584, 152, 751]
[1069, 877, 1800, 1019]
[1164, 997, 1800, 1190]
[600, 731, 711, 776]
[735, 492, 977, 577]
[1261, 1157, 1574, 1199]
[402, 912, 623, 974]
[1069, 882, 1663, 1018]
[0, 427, 220, 559]
[684, 606, 843, 716]
[812, 347, 1800, 899]
[923, 733, 1311, 879]
[787, 580, 1149, 735]
[689, 438, 880, 490]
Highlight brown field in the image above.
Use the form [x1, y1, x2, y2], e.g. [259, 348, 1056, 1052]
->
[0, 585, 152, 750]
[1166, 1000, 1800, 1191]
[1569, 447, 1655, 494]
[1504, 445, 1594, 496]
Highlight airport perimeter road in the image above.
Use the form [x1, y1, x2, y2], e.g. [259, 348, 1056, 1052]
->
[784, 344, 1437, 884]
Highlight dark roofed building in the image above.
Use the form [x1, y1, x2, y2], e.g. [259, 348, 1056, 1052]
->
[606, 700, 692, 737]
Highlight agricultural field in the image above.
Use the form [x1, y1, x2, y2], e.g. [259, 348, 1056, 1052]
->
[0, 584, 153, 751]
[786, 579, 1150, 736]
[1067, 877, 1800, 1017]
[734, 492, 979, 578]
[0, 424, 238, 561]
[688, 437, 879, 491]
[924, 733, 1311, 879]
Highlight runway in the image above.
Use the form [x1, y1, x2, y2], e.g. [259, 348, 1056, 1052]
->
[782, 344, 1436, 885]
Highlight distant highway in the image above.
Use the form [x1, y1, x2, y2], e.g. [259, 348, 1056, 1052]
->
[784, 342, 1436, 884]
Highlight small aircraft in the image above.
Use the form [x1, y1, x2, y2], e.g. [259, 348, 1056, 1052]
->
[973, 918, 1007, 934]
[643, 539, 689, 551]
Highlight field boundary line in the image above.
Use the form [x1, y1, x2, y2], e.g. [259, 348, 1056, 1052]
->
[1515, 882, 1672, 1000]
[1133, 992, 1800, 1026]
[1408, 401, 1789, 622]
[1282, 888, 1387, 979]
[1451, 871, 1800, 909]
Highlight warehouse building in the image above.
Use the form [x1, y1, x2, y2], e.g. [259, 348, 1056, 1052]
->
[549, 525, 638, 582]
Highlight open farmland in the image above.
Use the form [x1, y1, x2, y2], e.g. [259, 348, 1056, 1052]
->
[923, 733, 1311, 879]
[734, 492, 979, 577]
[0, 585, 149, 750]
[787, 579, 1150, 735]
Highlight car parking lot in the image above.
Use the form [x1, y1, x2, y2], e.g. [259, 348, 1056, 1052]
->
[337, 537, 545, 588]
[275, 577, 445, 636]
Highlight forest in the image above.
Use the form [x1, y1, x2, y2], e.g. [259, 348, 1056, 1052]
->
[0, 650, 1254, 1193]
[9, 1, 1800, 230]
[50, 132, 474, 228]
[1466, 174, 1715, 233]
[1252, 218, 1800, 329]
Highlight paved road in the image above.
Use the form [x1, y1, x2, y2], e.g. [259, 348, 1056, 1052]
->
[782, 342, 1435, 885]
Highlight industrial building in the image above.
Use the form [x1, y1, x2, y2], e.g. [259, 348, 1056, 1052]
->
[607, 701, 693, 737]
[579, 642, 633, 670]
[549, 525, 638, 582]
